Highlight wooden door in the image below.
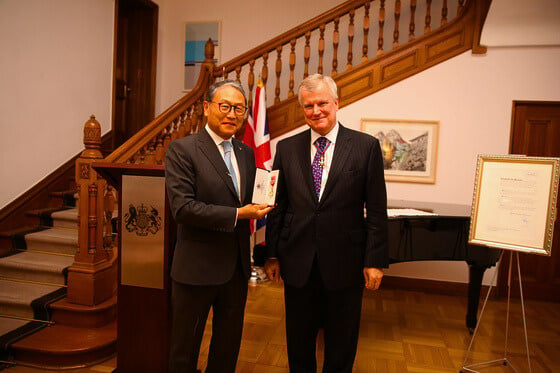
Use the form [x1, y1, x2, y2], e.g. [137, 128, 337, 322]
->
[113, 0, 158, 148]
[498, 101, 560, 301]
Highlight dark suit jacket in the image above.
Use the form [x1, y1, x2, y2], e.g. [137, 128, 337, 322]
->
[165, 129, 256, 285]
[266, 124, 389, 290]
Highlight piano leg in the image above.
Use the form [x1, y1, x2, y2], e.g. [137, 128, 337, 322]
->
[466, 264, 486, 333]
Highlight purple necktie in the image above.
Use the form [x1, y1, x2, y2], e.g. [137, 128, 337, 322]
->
[312, 137, 329, 198]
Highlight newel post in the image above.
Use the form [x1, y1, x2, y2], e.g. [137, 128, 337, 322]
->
[67, 115, 117, 306]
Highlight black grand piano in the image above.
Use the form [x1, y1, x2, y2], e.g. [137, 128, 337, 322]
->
[387, 200, 501, 330]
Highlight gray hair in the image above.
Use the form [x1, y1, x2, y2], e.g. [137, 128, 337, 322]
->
[206, 79, 248, 105]
[297, 74, 338, 105]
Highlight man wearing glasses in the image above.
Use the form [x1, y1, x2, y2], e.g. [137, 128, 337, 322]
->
[166, 80, 272, 373]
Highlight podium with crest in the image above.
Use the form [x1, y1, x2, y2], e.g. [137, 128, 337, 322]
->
[93, 162, 172, 373]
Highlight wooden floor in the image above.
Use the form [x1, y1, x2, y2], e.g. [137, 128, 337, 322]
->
[5, 281, 560, 372]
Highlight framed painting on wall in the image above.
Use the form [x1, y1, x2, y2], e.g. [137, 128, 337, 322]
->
[361, 118, 439, 183]
[184, 21, 220, 91]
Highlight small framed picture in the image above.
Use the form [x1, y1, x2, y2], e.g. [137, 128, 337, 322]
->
[184, 21, 220, 91]
[361, 118, 439, 183]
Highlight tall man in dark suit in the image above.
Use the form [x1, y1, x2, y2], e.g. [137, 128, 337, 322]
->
[166, 80, 272, 373]
[265, 74, 389, 372]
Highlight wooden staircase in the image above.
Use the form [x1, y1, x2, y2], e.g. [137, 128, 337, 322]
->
[0, 189, 118, 369]
[0, 0, 491, 369]
[0, 128, 117, 369]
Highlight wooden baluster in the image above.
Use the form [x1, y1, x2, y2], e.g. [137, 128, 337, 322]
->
[347, 9, 355, 70]
[409, 0, 416, 41]
[87, 183, 98, 255]
[155, 133, 165, 164]
[171, 118, 179, 141]
[144, 140, 156, 164]
[425, 0, 432, 34]
[103, 185, 115, 252]
[138, 145, 147, 164]
[318, 24, 325, 74]
[331, 20, 339, 76]
[190, 104, 199, 134]
[261, 52, 269, 87]
[304, 32, 311, 78]
[441, 0, 448, 25]
[195, 100, 204, 133]
[377, 0, 385, 55]
[165, 123, 173, 146]
[178, 111, 187, 138]
[458, 0, 465, 14]
[393, 0, 401, 48]
[362, 2, 370, 63]
[275, 46, 282, 104]
[235, 66, 242, 83]
[184, 109, 193, 136]
[289, 39, 296, 97]
[248, 59, 255, 110]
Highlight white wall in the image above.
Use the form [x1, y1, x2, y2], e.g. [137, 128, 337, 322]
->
[482, 0, 560, 47]
[0, 0, 115, 208]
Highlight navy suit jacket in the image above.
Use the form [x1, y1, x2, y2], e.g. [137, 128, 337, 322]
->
[165, 129, 256, 285]
[266, 124, 389, 290]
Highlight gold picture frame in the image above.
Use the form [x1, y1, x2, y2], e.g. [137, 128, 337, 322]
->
[469, 155, 560, 256]
[361, 118, 438, 183]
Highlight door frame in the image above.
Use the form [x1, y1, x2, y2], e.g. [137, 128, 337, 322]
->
[112, 0, 158, 150]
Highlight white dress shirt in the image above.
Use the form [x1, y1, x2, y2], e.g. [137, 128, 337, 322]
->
[310, 122, 339, 200]
[205, 125, 241, 199]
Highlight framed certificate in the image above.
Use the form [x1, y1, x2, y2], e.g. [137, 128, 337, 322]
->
[469, 155, 560, 255]
[252, 168, 279, 206]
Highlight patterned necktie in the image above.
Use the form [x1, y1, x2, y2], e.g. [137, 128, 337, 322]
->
[312, 137, 329, 198]
[221, 141, 239, 197]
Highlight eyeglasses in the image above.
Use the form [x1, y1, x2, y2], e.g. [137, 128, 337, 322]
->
[210, 101, 247, 116]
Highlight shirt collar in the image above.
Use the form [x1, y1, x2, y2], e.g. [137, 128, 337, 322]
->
[311, 121, 339, 146]
[205, 125, 232, 147]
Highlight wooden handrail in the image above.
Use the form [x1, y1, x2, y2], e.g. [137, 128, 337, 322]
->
[104, 49, 216, 164]
[100, 0, 479, 167]
[216, 0, 371, 77]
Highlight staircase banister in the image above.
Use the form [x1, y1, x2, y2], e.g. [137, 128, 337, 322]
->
[215, 0, 371, 77]
[103, 62, 214, 164]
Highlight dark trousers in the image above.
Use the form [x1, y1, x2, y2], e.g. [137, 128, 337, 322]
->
[284, 261, 363, 373]
[168, 263, 248, 373]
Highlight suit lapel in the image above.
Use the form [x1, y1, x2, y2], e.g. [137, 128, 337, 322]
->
[197, 130, 239, 201]
[233, 138, 248, 202]
[297, 130, 319, 204]
[320, 124, 351, 204]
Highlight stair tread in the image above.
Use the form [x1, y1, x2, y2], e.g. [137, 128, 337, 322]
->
[0, 279, 62, 304]
[0, 226, 40, 238]
[0, 317, 28, 335]
[0, 251, 73, 273]
[50, 208, 78, 221]
[25, 227, 78, 245]
[25, 206, 66, 217]
[12, 321, 116, 352]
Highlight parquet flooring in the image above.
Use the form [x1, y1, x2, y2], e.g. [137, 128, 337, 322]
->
[6, 281, 560, 372]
